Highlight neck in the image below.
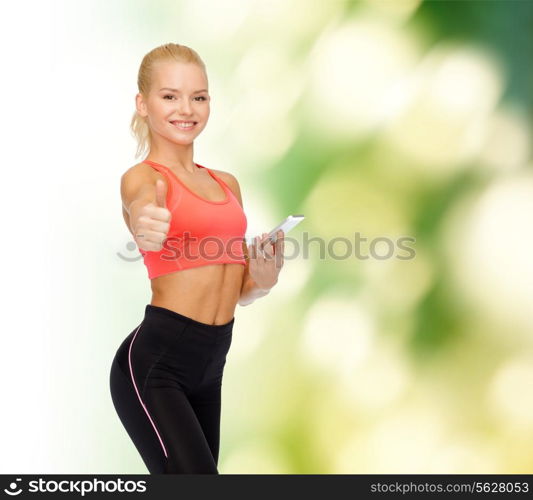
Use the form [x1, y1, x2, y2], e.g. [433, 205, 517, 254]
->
[146, 141, 196, 173]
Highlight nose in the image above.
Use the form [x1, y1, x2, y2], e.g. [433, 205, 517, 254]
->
[177, 98, 193, 116]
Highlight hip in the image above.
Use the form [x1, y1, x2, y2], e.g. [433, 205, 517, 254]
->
[112, 304, 234, 392]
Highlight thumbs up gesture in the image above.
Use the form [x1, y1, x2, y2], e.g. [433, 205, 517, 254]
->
[132, 179, 172, 252]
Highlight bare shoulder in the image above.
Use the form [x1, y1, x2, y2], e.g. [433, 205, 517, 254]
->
[121, 161, 167, 190]
[120, 161, 167, 210]
[211, 168, 239, 186]
[211, 169, 243, 205]
[122, 161, 162, 181]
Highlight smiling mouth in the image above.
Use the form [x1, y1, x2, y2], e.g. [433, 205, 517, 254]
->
[170, 121, 198, 130]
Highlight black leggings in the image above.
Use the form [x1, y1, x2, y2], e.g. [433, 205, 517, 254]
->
[109, 304, 234, 474]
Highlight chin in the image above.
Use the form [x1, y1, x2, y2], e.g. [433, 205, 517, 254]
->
[170, 137, 196, 145]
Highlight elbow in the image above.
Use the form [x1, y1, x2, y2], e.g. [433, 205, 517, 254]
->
[238, 297, 252, 307]
[238, 290, 256, 306]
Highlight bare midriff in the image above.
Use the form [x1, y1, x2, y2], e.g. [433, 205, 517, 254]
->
[149, 264, 245, 325]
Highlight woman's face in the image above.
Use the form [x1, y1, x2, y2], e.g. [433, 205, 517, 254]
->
[136, 61, 210, 145]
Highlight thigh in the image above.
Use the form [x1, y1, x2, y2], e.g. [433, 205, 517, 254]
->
[189, 383, 222, 466]
[143, 386, 218, 473]
[187, 330, 233, 465]
[109, 355, 167, 474]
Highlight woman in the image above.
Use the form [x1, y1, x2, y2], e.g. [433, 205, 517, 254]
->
[109, 43, 284, 474]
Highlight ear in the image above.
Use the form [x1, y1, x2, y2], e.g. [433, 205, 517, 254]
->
[135, 92, 148, 118]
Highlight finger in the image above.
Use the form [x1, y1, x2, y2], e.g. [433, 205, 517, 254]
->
[137, 215, 170, 233]
[274, 230, 284, 254]
[155, 179, 167, 208]
[136, 228, 167, 244]
[147, 239, 166, 251]
[260, 232, 272, 253]
[147, 220, 170, 234]
[258, 232, 266, 251]
[256, 235, 265, 262]
[250, 235, 259, 260]
[144, 205, 171, 223]
[263, 238, 274, 258]
[262, 233, 274, 258]
[139, 240, 164, 252]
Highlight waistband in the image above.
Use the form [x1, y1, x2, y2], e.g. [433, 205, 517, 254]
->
[144, 304, 234, 334]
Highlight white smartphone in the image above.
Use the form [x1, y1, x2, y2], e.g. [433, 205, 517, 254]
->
[246, 214, 305, 247]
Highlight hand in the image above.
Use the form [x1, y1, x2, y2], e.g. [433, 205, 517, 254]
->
[248, 230, 285, 290]
[132, 180, 172, 252]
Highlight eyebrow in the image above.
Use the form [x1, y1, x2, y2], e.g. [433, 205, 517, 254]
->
[159, 87, 208, 94]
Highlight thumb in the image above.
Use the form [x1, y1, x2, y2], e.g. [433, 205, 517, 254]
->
[154, 179, 167, 208]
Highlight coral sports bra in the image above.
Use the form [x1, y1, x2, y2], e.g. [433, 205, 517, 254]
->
[138, 159, 247, 279]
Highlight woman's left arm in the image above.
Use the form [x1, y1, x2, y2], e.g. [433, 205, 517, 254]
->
[217, 171, 284, 306]
[239, 231, 284, 306]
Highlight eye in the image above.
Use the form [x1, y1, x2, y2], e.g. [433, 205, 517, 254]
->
[163, 95, 207, 101]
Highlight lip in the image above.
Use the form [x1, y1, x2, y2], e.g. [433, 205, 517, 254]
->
[170, 120, 198, 130]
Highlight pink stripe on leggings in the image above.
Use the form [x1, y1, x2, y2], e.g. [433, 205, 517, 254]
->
[128, 324, 168, 458]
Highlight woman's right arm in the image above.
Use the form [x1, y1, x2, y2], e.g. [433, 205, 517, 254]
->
[120, 166, 171, 251]
[121, 166, 157, 234]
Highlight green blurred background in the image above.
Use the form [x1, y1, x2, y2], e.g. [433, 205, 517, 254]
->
[40, 0, 533, 473]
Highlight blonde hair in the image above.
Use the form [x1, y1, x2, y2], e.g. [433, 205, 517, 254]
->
[130, 43, 208, 159]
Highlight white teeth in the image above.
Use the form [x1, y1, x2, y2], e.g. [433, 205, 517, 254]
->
[172, 121, 195, 129]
